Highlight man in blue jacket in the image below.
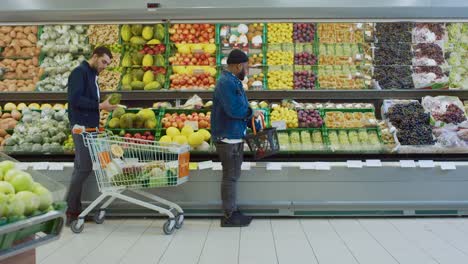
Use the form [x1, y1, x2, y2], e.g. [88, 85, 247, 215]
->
[212, 49, 262, 227]
[66, 46, 117, 225]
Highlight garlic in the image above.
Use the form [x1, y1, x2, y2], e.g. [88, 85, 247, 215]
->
[237, 24, 249, 34]
[229, 35, 238, 44]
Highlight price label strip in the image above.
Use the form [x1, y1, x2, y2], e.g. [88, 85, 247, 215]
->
[400, 160, 416, 168]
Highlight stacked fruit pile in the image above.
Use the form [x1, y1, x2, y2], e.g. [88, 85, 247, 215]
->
[325, 111, 377, 129]
[169, 66, 216, 90]
[37, 25, 90, 92]
[168, 24, 217, 90]
[317, 23, 370, 90]
[169, 24, 215, 44]
[386, 102, 435, 145]
[161, 111, 210, 130]
[120, 24, 167, 91]
[159, 126, 211, 151]
[107, 107, 158, 130]
[328, 129, 381, 151]
[0, 26, 42, 92]
[0, 161, 55, 222]
[270, 105, 298, 128]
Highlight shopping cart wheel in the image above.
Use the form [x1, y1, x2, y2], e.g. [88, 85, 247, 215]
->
[71, 219, 84, 234]
[163, 219, 176, 235]
[94, 209, 106, 224]
[175, 213, 184, 229]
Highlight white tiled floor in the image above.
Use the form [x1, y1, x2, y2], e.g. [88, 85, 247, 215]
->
[37, 217, 468, 264]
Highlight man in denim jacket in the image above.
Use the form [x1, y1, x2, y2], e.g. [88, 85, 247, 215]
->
[211, 49, 262, 227]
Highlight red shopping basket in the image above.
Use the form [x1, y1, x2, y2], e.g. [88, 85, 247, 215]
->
[245, 115, 280, 160]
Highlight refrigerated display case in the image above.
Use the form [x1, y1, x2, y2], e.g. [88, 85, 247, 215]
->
[1, 0, 468, 217]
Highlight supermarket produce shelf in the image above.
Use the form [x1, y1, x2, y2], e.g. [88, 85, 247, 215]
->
[1, 90, 468, 102]
[8, 152, 468, 162]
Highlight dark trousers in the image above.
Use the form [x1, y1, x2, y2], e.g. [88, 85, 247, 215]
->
[215, 142, 244, 213]
[66, 134, 93, 214]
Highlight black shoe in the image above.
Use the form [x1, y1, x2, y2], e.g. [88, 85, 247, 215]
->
[221, 211, 253, 227]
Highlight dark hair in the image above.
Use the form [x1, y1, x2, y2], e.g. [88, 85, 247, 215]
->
[92, 46, 113, 59]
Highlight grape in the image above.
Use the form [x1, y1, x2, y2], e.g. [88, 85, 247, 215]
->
[386, 102, 435, 145]
[441, 104, 466, 124]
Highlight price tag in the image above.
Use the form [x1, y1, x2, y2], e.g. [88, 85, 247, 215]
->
[315, 162, 331, 171]
[266, 163, 282, 171]
[419, 160, 435, 168]
[184, 121, 199, 131]
[212, 162, 223, 171]
[400, 160, 416, 168]
[189, 163, 198, 170]
[193, 69, 205, 75]
[300, 163, 316, 170]
[16, 163, 29, 170]
[241, 162, 251, 171]
[271, 121, 287, 130]
[440, 162, 456, 170]
[347, 160, 363, 168]
[33, 163, 49, 170]
[366, 160, 382, 167]
[198, 160, 214, 170]
[48, 163, 64, 171]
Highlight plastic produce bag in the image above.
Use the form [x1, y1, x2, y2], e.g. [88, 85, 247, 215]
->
[437, 129, 467, 147]
[181, 94, 203, 109]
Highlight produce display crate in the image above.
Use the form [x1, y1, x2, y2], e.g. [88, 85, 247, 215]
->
[324, 128, 384, 153]
[0, 152, 66, 260]
[278, 128, 329, 153]
[120, 67, 168, 91]
[105, 108, 162, 138]
[322, 107, 377, 130]
[157, 128, 214, 154]
[216, 23, 267, 52]
[317, 23, 367, 44]
[120, 23, 169, 45]
[316, 65, 371, 90]
[166, 66, 218, 91]
[292, 65, 319, 90]
[158, 108, 213, 153]
[167, 42, 218, 68]
[159, 108, 211, 129]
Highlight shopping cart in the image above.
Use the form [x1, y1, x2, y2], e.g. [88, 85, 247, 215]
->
[70, 128, 190, 235]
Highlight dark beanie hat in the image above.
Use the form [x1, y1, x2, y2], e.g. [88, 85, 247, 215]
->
[227, 49, 248, 64]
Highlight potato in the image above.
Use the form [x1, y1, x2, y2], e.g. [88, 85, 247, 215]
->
[27, 34, 37, 43]
[16, 32, 26, 39]
[13, 26, 23, 32]
[0, 26, 11, 34]
[19, 39, 32, 47]
[3, 35, 12, 44]
[9, 30, 16, 38]
[31, 26, 37, 34]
